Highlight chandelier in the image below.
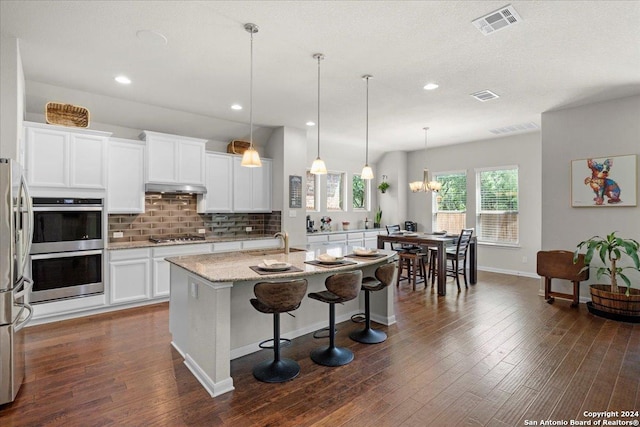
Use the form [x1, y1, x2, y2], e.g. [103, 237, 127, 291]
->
[409, 127, 441, 193]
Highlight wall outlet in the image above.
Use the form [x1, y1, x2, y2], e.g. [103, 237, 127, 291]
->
[197, 229, 206, 234]
[289, 210, 297, 217]
[113, 231, 124, 238]
[522, 256, 528, 263]
[245, 226, 252, 232]
[190, 282, 198, 299]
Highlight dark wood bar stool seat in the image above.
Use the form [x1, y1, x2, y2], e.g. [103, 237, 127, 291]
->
[397, 251, 427, 290]
[350, 263, 396, 344]
[308, 270, 362, 367]
[250, 279, 308, 383]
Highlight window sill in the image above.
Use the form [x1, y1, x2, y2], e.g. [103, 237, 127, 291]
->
[478, 241, 521, 249]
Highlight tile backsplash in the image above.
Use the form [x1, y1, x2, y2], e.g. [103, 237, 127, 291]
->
[108, 193, 281, 243]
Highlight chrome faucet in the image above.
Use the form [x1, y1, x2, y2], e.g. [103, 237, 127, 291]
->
[274, 231, 289, 254]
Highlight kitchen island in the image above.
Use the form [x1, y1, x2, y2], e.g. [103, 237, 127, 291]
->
[167, 246, 397, 397]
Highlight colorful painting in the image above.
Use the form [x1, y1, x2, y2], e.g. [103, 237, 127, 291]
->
[571, 154, 637, 207]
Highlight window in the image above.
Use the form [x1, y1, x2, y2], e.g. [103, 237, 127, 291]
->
[326, 172, 345, 211]
[306, 170, 318, 211]
[432, 171, 466, 232]
[476, 166, 519, 244]
[352, 174, 369, 210]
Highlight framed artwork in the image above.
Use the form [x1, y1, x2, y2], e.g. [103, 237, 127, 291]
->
[571, 154, 637, 207]
[289, 175, 302, 208]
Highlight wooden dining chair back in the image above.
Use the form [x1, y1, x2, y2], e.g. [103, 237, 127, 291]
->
[446, 228, 474, 291]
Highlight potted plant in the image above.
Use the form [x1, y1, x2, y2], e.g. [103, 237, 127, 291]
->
[374, 207, 382, 228]
[574, 231, 640, 320]
[377, 181, 390, 194]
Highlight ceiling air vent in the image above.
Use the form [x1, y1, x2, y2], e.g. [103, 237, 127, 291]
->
[472, 4, 522, 35]
[471, 90, 500, 102]
[489, 122, 539, 135]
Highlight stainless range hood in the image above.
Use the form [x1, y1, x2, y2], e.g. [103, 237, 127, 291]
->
[145, 183, 207, 194]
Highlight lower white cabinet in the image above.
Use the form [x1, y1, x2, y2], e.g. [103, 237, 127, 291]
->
[152, 244, 211, 298]
[109, 248, 151, 304]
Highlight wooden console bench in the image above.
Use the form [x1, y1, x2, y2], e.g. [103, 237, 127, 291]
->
[536, 250, 589, 307]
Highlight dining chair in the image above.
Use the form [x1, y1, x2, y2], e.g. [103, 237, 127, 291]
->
[444, 228, 474, 291]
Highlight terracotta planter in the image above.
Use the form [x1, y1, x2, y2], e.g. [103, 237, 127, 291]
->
[589, 284, 640, 317]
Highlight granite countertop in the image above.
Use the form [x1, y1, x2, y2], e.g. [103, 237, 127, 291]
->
[307, 228, 383, 235]
[166, 247, 396, 283]
[108, 234, 276, 250]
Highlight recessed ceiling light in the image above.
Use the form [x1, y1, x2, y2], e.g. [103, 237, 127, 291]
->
[306, 121, 316, 126]
[231, 104, 243, 110]
[423, 83, 439, 90]
[136, 29, 168, 45]
[115, 75, 131, 85]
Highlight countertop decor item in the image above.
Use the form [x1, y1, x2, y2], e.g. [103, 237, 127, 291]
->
[374, 207, 382, 228]
[45, 102, 90, 128]
[574, 231, 640, 321]
[240, 23, 262, 168]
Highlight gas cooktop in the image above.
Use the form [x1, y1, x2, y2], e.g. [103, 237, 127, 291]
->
[148, 235, 206, 244]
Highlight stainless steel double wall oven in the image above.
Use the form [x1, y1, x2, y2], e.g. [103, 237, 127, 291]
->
[30, 197, 104, 304]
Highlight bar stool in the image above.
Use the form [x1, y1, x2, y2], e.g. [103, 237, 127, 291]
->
[308, 270, 362, 367]
[397, 251, 427, 290]
[349, 263, 396, 344]
[250, 279, 308, 383]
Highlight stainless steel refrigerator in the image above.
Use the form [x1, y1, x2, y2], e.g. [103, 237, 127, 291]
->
[0, 158, 34, 405]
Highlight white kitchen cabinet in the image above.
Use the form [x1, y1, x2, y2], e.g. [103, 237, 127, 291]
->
[232, 156, 272, 212]
[140, 130, 206, 186]
[24, 122, 110, 189]
[347, 232, 364, 247]
[364, 230, 382, 248]
[197, 152, 233, 213]
[151, 244, 211, 298]
[107, 138, 145, 213]
[109, 248, 151, 305]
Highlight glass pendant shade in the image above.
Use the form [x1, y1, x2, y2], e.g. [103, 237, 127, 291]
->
[241, 23, 262, 168]
[241, 147, 262, 167]
[310, 157, 327, 175]
[361, 164, 374, 180]
[310, 53, 327, 175]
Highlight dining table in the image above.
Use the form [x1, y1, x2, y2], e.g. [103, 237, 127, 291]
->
[377, 232, 477, 296]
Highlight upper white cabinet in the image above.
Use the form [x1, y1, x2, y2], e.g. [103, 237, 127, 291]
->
[140, 130, 206, 185]
[233, 156, 272, 212]
[198, 152, 233, 213]
[107, 138, 145, 213]
[24, 122, 110, 190]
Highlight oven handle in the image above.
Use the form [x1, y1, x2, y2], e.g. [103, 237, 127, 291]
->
[30, 249, 103, 260]
[33, 206, 103, 212]
[14, 303, 34, 332]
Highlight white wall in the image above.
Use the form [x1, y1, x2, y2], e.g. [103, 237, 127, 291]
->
[0, 35, 25, 161]
[405, 132, 542, 277]
[377, 151, 408, 227]
[541, 95, 640, 291]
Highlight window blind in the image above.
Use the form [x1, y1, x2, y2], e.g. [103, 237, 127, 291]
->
[476, 167, 519, 244]
[432, 172, 467, 232]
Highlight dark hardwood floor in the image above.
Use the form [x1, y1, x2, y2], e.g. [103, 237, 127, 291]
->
[1, 271, 639, 426]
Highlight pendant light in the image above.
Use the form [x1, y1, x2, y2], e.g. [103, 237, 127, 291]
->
[361, 74, 374, 180]
[409, 127, 442, 192]
[241, 23, 262, 168]
[310, 53, 327, 175]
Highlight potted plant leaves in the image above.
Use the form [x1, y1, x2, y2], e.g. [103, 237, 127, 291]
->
[374, 207, 382, 228]
[377, 181, 390, 194]
[574, 231, 640, 321]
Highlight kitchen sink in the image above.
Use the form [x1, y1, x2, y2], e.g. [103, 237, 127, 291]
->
[246, 247, 306, 256]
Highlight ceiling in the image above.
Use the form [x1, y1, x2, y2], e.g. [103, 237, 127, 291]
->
[2, 1, 639, 154]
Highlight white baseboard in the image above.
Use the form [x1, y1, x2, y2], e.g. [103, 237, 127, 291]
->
[28, 297, 169, 326]
[184, 354, 234, 397]
[478, 266, 539, 279]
